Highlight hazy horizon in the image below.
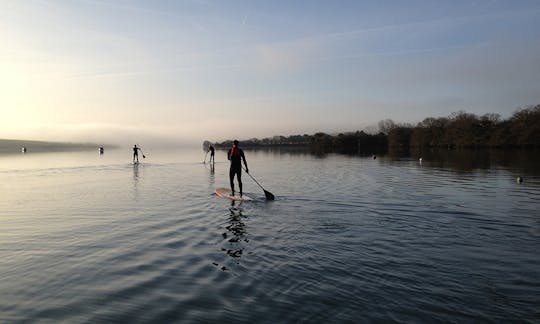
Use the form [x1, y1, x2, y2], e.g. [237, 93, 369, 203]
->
[0, 124, 373, 148]
[2, 1, 539, 145]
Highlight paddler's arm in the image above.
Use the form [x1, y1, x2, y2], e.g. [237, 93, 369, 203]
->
[242, 152, 249, 173]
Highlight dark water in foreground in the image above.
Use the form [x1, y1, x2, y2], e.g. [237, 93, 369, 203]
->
[1, 148, 539, 323]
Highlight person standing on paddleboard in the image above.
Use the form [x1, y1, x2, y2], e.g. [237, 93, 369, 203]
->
[133, 144, 142, 163]
[228, 140, 248, 197]
[209, 144, 215, 164]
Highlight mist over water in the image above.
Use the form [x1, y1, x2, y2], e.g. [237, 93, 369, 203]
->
[1, 148, 539, 322]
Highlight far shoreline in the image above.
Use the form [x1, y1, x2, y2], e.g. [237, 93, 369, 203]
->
[0, 139, 116, 155]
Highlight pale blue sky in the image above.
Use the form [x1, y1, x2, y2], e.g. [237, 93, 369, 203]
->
[1, 0, 539, 145]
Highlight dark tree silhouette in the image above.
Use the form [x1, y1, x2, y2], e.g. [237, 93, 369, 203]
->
[211, 105, 540, 154]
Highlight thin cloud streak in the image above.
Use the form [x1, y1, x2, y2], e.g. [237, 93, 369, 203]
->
[1, 1, 539, 143]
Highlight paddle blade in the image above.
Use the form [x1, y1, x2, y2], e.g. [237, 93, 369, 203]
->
[264, 190, 275, 200]
[143, 155, 146, 159]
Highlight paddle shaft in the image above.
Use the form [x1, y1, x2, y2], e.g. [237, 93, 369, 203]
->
[243, 167, 275, 200]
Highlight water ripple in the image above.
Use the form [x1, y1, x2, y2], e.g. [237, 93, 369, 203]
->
[1, 151, 539, 322]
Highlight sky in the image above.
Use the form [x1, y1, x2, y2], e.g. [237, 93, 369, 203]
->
[1, 0, 540, 146]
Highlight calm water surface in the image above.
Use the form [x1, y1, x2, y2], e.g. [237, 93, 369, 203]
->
[1, 148, 539, 323]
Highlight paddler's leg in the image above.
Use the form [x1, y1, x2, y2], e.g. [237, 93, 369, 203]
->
[229, 167, 235, 195]
[238, 169, 243, 197]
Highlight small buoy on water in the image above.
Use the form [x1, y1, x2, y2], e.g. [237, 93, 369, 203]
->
[517, 177, 523, 184]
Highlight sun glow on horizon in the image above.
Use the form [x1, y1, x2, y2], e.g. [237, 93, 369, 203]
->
[1, 1, 539, 144]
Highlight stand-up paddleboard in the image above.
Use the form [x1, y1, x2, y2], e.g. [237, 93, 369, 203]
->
[215, 187, 253, 202]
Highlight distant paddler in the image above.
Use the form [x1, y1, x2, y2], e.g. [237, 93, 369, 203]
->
[209, 144, 215, 164]
[133, 144, 145, 163]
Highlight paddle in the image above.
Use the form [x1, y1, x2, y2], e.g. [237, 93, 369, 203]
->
[243, 167, 275, 200]
[140, 148, 146, 159]
[203, 151, 208, 164]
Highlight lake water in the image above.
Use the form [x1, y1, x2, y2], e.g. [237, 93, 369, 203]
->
[1, 147, 539, 323]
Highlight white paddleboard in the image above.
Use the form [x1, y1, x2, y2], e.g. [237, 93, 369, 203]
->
[215, 187, 253, 202]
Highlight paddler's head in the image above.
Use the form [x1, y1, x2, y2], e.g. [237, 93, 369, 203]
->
[233, 140, 239, 147]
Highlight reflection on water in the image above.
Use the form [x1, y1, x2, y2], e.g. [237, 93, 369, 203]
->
[0, 147, 539, 322]
[208, 163, 215, 185]
[236, 146, 540, 177]
[214, 201, 250, 272]
[132, 163, 139, 179]
[388, 148, 540, 176]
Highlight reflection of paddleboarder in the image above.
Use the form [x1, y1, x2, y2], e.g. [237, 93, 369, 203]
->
[227, 140, 248, 197]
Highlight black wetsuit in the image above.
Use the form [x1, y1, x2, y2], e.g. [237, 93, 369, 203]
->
[209, 146, 215, 163]
[228, 146, 247, 195]
[133, 146, 139, 162]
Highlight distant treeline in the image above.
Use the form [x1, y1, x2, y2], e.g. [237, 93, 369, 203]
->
[388, 104, 540, 149]
[213, 133, 387, 154]
[211, 104, 540, 154]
